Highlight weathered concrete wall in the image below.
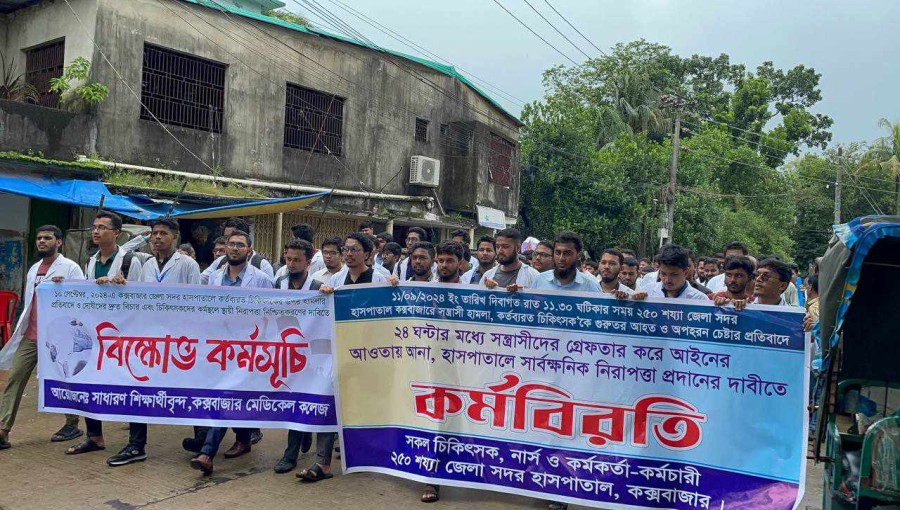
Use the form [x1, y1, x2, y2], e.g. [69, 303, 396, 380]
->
[89, 0, 520, 218]
[0, 0, 97, 78]
[0, 99, 97, 158]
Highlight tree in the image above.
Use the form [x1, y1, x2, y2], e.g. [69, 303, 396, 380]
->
[860, 118, 900, 214]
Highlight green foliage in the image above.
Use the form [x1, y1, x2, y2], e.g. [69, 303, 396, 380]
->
[262, 8, 311, 27]
[48, 57, 108, 110]
[0, 51, 39, 103]
[520, 39, 831, 261]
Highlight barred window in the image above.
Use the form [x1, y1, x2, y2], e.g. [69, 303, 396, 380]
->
[488, 133, 516, 188]
[25, 40, 65, 108]
[140, 43, 225, 132]
[415, 117, 429, 143]
[284, 83, 344, 156]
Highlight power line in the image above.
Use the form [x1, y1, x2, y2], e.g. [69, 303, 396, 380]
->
[490, 0, 580, 66]
[520, 0, 593, 60]
[542, 0, 608, 57]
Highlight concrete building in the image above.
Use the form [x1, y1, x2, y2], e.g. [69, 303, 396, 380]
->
[0, 0, 521, 272]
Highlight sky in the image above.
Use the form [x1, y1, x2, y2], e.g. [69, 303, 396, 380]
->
[287, 0, 900, 147]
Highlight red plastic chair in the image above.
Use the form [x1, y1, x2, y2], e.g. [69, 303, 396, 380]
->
[0, 290, 19, 347]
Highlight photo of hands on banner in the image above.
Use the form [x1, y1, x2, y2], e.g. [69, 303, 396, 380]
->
[38, 280, 807, 510]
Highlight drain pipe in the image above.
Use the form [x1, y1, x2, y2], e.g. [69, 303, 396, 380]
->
[80, 156, 434, 205]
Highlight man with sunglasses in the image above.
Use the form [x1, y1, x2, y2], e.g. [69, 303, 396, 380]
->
[752, 258, 793, 306]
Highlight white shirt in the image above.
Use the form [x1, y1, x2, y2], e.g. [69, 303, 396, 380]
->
[637, 271, 659, 290]
[706, 273, 726, 294]
[85, 248, 143, 282]
[393, 258, 437, 281]
[208, 263, 274, 289]
[0, 254, 84, 369]
[461, 265, 494, 285]
[142, 251, 201, 285]
[201, 252, 273, 284]
[645, 281, 710, 301]
[480, 264, 541, 289]
[276, 272, 323, 291]
[601, 281, 635, 295]
[312, 266, 341, 284]
[327, 266, 389, 289]
[275, 250, 325, 280]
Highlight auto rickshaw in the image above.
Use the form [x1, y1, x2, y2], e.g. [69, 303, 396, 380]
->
[812, 216, 900, 510]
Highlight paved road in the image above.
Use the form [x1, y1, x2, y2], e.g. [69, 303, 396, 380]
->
[0, 374, 824, 509]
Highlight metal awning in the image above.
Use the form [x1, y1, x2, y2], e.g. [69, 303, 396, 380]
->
[0, 173, 328, 219]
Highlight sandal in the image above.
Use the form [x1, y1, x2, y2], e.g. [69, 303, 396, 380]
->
[297, 463, 333, 483]
[66, 438, 105, 455]
[421, 485, 440, 503]
[51, 424, 83, 442]
[548, 503, 568, 510]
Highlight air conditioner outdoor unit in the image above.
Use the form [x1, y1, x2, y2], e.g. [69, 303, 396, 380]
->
[410, 155, 441, 187]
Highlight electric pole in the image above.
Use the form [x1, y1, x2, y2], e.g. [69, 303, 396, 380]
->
[660, 94, 689, 245]
[834, 146, 842, 225]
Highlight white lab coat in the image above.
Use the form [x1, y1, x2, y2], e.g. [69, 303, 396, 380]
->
[0, 255, 84, 369]
[85, 249, 144, 282]
[480, 264, 541, 289]
[208, 263, 274, 289]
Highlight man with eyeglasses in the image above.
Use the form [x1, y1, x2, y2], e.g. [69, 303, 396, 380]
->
[529, 240, 554, 274]
[188, 230, 274, 476]
[200, 218, 274, 284]
[712, 256, 756, 310]
[311, 237, 344, 283]
[297, 233, 388, 484]
[461, 235, 497, 285]
[107, 218, 201, 467]
[752, 258, 793, 306]
[64, 211, 144, 456]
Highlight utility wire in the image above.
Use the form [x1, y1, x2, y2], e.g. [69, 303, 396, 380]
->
[521, 0, 594, 60]
[491, 0, 580, 66]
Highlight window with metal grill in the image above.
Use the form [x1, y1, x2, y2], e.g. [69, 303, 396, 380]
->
[140, 43, 225, 132]
[488, 133, 516, 188]
[25, 40, 65, 108]
[415, 117, 429, 143]
[284, 83, 344, 156]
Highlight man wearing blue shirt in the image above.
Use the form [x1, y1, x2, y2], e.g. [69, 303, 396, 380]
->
[533, 231, 602, 293]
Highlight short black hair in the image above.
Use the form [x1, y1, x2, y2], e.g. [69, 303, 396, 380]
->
[601, 248, 624, 264]
[410, 241, 436, 260]
[228, 229, 252, 247]
[359, 220, 374, 230]
[702, 258, 720, 268]
[213, 236, 227, 246]
[450, 229, 470, 244]
[584, 260, 598, 270]
[789, 263, 799, 273]
[383, 242, 402, 257]
[639, 257, 651, 264]
[724, 241, 748, 255]
[407, 226, 427, 240]
[322, 236, 343, 251]
[655, 243, 690, 269]
[177, 243, 195, 256]
[553, 231, 582, 253]
[290, 223, 315, 243]
[435, 240, 464, 261]
[619, 248, 636, 258]
[376, 232, 394, 243]
[95, 211, 123, 231]
[37, 224, 63, 240]
[476, 235, 495, 249]
[223, 217, 250, 233]
[807, 274, 819, 293]
[724, 256, 755, 275]
[345, 232, 374, 254]
[285, 238, 314, 261]
[623, 257, 639, 268]
[496, 228, 522, 244]
[757, 258, 792, 282]
[537, 239, 554, 251]
[150, 218, 179, 234]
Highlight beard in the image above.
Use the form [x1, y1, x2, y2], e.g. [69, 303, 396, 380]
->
[227, 254, 248, 266]
[412, 266, 430, 278]
[37, 247, 57, 258]
[554, 264, 577, 280]
[498, 252, 517, 266]
[601, 273, 618, 284]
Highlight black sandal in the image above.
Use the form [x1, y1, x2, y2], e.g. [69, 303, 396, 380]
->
[297, 463, 333, 483]
[51, 424, 83, 442]
[421, 485, 440, 503]
[66, 438, 105, 455]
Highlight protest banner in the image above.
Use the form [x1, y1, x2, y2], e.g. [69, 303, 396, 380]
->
[334, 283, 808, 510]
[37, 281, 337, 431]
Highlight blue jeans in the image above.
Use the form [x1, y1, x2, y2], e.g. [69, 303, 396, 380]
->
[200, 427, 250, 459]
